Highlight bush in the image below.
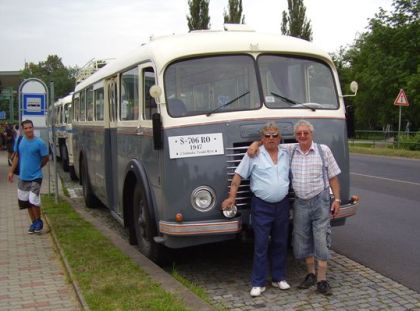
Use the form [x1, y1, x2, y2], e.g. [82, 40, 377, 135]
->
[398, 133, 420, 151]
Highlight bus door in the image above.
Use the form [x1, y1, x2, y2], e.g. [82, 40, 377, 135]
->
[138, 64, 160, 192]
[104, 77, 119, 213]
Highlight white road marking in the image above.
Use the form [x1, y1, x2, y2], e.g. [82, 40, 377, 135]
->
[351, 172, 420, 186]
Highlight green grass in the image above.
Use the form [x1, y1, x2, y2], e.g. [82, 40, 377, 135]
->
[43, 195, 189, 311]
[349, 145, 420, 159]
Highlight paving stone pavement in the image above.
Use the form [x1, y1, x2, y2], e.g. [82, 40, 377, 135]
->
[0, 151, 80, 311]
[171, 240, 420, 310]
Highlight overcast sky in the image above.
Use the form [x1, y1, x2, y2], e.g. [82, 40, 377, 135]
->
[0, 0, 394, 71]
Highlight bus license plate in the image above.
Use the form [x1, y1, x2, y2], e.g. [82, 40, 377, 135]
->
[168, 133, 224, 159]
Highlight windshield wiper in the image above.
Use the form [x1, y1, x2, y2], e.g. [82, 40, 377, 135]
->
[270, 92, 317, 111]
[206, 91, 250, 116]
[270, 92, 300, 106]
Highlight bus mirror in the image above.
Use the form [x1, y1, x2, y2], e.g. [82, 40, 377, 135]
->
[152, 112, 163, 150]
[150, 85, 162, 100]
[342, 81, 358, 97]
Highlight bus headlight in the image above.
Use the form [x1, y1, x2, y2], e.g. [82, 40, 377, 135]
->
[191, 186, 216, 212]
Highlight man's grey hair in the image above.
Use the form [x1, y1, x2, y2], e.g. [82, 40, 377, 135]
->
[294, 120, 314, 133]
[260, 121, 281, 136]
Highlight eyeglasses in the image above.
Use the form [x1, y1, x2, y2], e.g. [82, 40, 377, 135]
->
[264, 133, 279, 138]
[295, 131, 311, 136]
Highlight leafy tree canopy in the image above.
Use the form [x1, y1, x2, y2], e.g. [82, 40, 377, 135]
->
[224, 0, 245, 24]
[281, 0, 313, 41]
[187, 0, 211, 30]
[21, 55, 76, 101]
[334, 0, 419, 130]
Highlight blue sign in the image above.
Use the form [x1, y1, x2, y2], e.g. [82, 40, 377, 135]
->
[23, 94, 46, 116]
[0, 111, 6, 119]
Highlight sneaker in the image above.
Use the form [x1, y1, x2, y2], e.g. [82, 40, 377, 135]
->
[250, 286, 266, 297]
[297, 273, 316, 289]
[27, 222, 35, 234]
[317, 280, 332, 296]
[272, 280, 291, 290]
[34, 219, 43, 233]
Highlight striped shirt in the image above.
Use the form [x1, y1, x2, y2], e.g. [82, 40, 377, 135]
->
[287, 142, 341, 200]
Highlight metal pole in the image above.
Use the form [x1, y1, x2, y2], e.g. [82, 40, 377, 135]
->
[8, 88, 14, 123]
[50, 82, 58, 203]
[398, 106, 401, 149]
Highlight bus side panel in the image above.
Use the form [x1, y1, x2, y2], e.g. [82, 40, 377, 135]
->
[104, 127, 118, 212]
[91, 125, 107, 203]
[116, 128, 161, 220]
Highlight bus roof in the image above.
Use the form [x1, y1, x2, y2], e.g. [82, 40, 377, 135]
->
[75, 29, 333, 91]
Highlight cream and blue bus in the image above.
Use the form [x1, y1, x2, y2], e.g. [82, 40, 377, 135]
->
[51, 93, 76, 178]
[71, 26, 359, 262]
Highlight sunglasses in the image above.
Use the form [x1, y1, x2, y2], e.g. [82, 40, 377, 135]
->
[295, 131, 311, 136]
[264, 133, 279, 138]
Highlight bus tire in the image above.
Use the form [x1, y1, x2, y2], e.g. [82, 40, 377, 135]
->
[81, 158, 97, 208]
[69, 166, 78, 181]
[60, 144, 69, 172]
[132, 183, 166, 264]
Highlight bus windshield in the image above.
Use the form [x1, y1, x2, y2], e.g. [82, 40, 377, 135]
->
[258, 55, 339, 109]
[164, 55, 261, 117]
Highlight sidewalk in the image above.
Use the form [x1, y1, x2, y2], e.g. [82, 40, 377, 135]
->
[0, 151, 80, 311]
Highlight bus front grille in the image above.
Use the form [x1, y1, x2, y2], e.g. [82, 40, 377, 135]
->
[225, 142, 253, 210]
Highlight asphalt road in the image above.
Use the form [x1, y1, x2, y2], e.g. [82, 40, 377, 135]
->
[332, 154, 420, 293]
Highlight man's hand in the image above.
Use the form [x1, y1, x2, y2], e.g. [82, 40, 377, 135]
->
[8, 172, 14, 183]
[222, 197, 235, 210]
[330, 200, 340, 218]
[247, 141, 260, 158]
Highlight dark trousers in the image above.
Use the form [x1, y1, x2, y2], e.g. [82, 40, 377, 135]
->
[251, 196, 290, 287]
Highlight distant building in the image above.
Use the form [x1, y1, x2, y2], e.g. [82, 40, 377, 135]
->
[0, 71, 21, 122]
[0, 71, 21, 92]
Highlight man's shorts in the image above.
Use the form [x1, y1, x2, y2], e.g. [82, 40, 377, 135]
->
[292, 188, 332, 261]
[18, 179, 42, 209]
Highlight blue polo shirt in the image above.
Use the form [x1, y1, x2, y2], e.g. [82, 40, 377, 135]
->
[235, 145, 289, 203]
[14, 136, 49, 181]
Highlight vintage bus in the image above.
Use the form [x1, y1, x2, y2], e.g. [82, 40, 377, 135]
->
[71, 26, 359, 262]
[50, 93, 76, 178]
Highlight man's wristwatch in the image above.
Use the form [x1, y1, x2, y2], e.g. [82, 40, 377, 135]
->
[334, 199, 341, 203]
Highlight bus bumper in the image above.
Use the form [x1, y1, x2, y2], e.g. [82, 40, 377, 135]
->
[159, 218, 241, 236]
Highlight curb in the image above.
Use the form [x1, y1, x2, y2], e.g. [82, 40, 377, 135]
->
[43, 212, 91, 311]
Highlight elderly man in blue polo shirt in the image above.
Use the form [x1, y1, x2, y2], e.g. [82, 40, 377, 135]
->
[222, 122, 290, 297]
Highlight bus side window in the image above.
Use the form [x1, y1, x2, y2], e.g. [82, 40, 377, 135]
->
[95, 88, 104, 121]
[80, 90, 86, 121]
[86, 86, 94, 121]
[120, 68, 139, 121]
[73, 96, 80, 121]
[143, 67, 156, 120]
[107, 81, 117, 122]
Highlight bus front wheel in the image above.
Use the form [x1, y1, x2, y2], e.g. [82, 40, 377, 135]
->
[60, 144, 69, 172]
[81, 159, 97, 208]
[132, 184, 163, 263]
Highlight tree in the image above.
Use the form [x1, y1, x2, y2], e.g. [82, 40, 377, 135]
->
[224, 0, 245, 24]
[21, 55, 76, 101]
[333, 0, 419, 130]
[281, 0, 313, 41]
[187, 0, 211, 31]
